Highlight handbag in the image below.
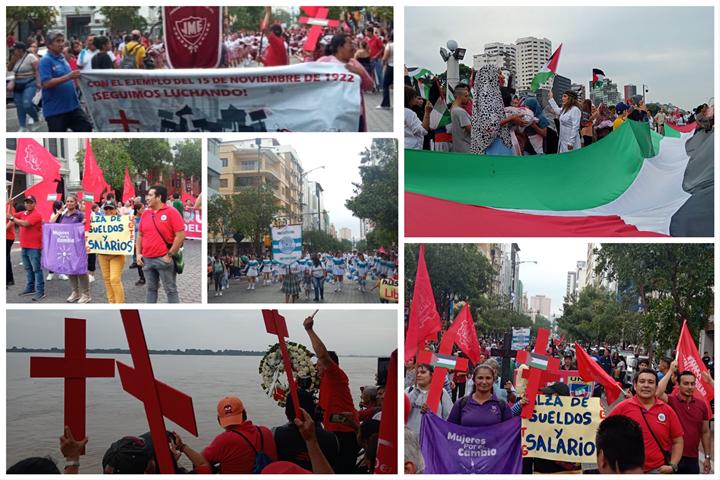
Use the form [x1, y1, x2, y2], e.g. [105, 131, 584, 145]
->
[7, 52, 29, 92]
[150, 213, 184, 274]
[638, 406, 672, 465]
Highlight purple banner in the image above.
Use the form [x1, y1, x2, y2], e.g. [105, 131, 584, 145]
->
[419, 412, 523, 474]
[41, 223, 88, 275]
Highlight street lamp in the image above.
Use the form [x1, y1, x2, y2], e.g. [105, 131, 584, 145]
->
[642, 83, 649, 103]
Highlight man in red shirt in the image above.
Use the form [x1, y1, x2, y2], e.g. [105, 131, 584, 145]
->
[8, 195, 45, 300]
[656, 360, 712, 474]
[365, 27, 384, 88]
[261, 6, 288, 67]
[136, 185, 185, 303]
[608, 369, 684, 473]
[304, 314, 359, 473]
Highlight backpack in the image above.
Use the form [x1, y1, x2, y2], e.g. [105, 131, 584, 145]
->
[120, 44, 141, 69]
[231, 427, 273, 474]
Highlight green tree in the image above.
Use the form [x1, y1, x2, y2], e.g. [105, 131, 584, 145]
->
[233, 186, 282, 256]
[172, 139, 202, 179]
[97, 7, 147, 33]
[124, 139, 173, 178]
[270, 8, 293, 26]
[557, 286, 636, 346]
[208, 194, 237, 255]
[304, 229, 343, 252]
[6, 7, 57, 35]
[366, 6, 394, 24]
[345, 138, 398, 247]
[227, 7, 265, 31]
[75, 139, 133, 192]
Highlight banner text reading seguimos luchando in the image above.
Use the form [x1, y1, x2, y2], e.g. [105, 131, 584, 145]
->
[79, 63, 361, 132]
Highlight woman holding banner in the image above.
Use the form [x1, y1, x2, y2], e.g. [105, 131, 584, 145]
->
[97, 201, 126, 303]
[53, 195, 91, 303]
[447, 364, 517, 427]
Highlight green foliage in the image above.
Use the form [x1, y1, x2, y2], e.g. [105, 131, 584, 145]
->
[303, 229, 346, 253]
[366, 6, 394, 23]
[365, 227, 395, 251]
[270, 8, 293, 26]
[227, 7, 265, 31]
[97, 7, 147, 33]
[557, 286, 634, 345]
[172, 139, 202, 179]
[124, 139, 173, 177]
[345, 138, 398, 246]
[6, 7, 56, 35]
[75, 139, 133, 190]
[208, 194, 235, 255]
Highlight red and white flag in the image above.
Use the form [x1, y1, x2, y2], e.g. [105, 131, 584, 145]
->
[163, 7, 222, 69]
[676, 320, 713, 418]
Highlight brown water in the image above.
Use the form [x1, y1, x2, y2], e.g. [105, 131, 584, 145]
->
[6, 353, 377, 473]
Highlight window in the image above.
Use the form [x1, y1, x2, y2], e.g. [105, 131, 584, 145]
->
[235, 177, 254, 187]
[47, 139, 59, 157]
[241, 160, 259, 170]
[220, 179, 228, 188]
[6, 139, 17, 151]
[221, 158, 228, 167]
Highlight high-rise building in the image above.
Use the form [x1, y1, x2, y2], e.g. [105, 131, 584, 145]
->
[515, 37, 552, 92]
[589, 78, 621, 106]
[552, 74, 572, 104]
[566, 271, 577, 298]
[623, 85, 637, 102]
[301, 179, 325, 232]
[207, 138, 222, 198]
[474, 42, 517, 80]
[530, 295, 552, 319]
[571, 83, 587, 102]
[477, 243, 504, 295]
[339, 227, 352, 241]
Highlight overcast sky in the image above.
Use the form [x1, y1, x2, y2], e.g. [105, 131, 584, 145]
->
[6, 309, 396, 356]
[515, 240, 590, 316]
[220, 135, 377, 240]
[405, 6, 714, 109]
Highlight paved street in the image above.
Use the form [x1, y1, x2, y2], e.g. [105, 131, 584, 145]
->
[7, 240, 202, 304]
[208, 276, 383, 304]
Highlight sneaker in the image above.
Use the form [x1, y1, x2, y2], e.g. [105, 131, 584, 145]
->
[19, 289, 36, 296]
[46, 273, 54, 281]
[66, 292, 80, 303]
[88, 274, 95, 283]
[247, 285, 252, 290]
[215, 292, 219, 296]
[17, 127, 28, 132]
[135, 279, 146, 286]
[27, 117, 34, 125]
[31, 292, 47, 301]
[219, 291, 222, 296]
[77, 294, 91, 304]
[59, 274, 68, 280]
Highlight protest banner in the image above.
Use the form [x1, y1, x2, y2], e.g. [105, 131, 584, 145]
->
[183, 208, 202, 240]
[86, 214, 135, 255]
[78, 63, 362, 132]
[511, 327, 531, 350]
[379, 278, 398, 303]
[521, 395, 603, 463]
[420, 413, 523, 474]
[41, 223, 88, 275]
[271, 224, 302, 266]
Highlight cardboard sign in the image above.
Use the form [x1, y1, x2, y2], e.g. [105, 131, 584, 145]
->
[521, 395, 603, 463]
[379, 278, 398, 303]
[183, 208, 202, 240]
[41, 223, 88, 274]
[511, 327, 531, 350]
[86, 214, 135, 255]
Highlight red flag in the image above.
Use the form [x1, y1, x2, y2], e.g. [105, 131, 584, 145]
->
[163, 7, 222, 69]
[405, 245, 441, 362]
[676, 320, 713, 418]
[14, 138, 61, 182]
[24, 179, 60, 221]
[122, 168, 135, 204]
[445, 304, 481, 364]
[374, 350, 397, 474]
[82, 140, 107, 231]
[575, 342, 623, 404]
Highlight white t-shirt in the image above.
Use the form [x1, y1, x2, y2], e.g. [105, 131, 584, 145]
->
[405, 108, 427, 149]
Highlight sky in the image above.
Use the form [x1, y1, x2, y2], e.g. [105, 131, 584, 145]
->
[220, 135, 376, 240]
[405, 6, 714, 109]
[6, 309, 397, 356]
[515, 240, 590, 316]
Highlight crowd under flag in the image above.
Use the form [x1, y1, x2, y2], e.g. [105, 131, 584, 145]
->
[675, 319, 714, 418]
[404, 245, 442, 362]
[445, 303, 482, 364]
[574, 342, 623, 405]
[592, 68, 606, 89]
[407, 66, 433, 99]
[530, 43, 562, 92]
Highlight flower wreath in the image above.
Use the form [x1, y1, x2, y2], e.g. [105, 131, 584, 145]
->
[259, 341, 319, 406]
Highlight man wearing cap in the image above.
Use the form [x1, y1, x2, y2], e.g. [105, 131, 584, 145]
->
[304, 315, 360, 473]
[38, 31, 93, 132]
[136, 185, 185, 303]
[8, 195, 45, 301]
[198, 395, 277, 473]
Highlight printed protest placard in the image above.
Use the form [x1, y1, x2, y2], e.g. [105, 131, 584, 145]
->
[183, 208, 202, 240]
[41, 223, 88, 274]
[271, 224, 302, 266]
[379, 278, 398, 303]
[86, 214, 135, 255]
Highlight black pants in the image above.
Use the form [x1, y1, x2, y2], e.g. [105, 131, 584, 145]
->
[88, 253, 96, 272]
[380, 65, 393, 107]
[677, 456, 700, 474]
[6, 239, 14, 283]
[137, 265, 145, 281]
[582, 135, 593, 146]
[333, 430, 360, 474]
[46, 108, 93, 132]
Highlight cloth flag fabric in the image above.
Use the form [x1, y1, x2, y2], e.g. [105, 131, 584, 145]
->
[163, 7, 222, 69]
[41, 223, 89, 275]
[405, 245, 442, 361]
[675, 320, 714, 418]
[271, 224, 302, 266]
[420, 412, 523, 474]
[592, 68, 606, 89]
[82, 140, 108, 231]
[14, 138, 62, 183]
[122, 168, 136, 204]
[530, 43, 562, 92]
[375, 350, 398, 474]
[574, 342, 623, 405]
[406, 120, 708, 236]
[23, 179, 60, 221]
[407, 67, 433, 99]
[428, 78, 451, 130]
[445, 304, 482, 364]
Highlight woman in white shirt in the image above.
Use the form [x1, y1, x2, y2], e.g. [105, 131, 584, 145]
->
[404, 85, 432, 149]
[548, 89, 581, 152]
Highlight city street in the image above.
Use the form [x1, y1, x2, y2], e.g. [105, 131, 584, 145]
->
[7, 240, 202, 304]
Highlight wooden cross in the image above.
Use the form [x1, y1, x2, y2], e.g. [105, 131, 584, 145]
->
[490, 332, 518, 386]
[116, 310, 198, 474]
[516, 328, 560, 418]
[262, 309, 302, 420]
[299, 6, 340, 52]
[416, 329, 468, 413]
[30, 318, 116, 452]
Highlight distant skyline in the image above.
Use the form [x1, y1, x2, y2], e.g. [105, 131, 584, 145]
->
[405, 6, 714, 109]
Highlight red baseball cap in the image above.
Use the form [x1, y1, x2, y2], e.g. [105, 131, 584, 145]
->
[217, 396, 245, 428]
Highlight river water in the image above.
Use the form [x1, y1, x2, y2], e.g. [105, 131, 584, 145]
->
[6, 353, 377, 473]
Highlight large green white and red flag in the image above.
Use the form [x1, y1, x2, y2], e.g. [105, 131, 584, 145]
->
[406, 121, 710, 236]
[530, 43, 562, 92]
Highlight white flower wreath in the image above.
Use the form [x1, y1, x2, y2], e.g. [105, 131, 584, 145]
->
[259, 341, 319, 406]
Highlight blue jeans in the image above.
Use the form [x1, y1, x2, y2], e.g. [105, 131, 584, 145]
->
[143, 256, 179, 303]
[13, 80, 39, 128]
[371, 59, 383, 88]
[21, 248, 44, 294]
[312, 276, 324, 300]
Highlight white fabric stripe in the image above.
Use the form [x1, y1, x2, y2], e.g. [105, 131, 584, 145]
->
[498, 134, 692, 235]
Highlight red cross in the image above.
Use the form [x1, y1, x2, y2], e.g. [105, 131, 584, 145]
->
[416, 329, 468, 413]
[299, 6, 340, 52]
[30, 318, 116, 451]
[263, 309, 301, 420]
[516, 328, 560, 418]
[117, 310, 198, 474]
[108, 110, 141, 132]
